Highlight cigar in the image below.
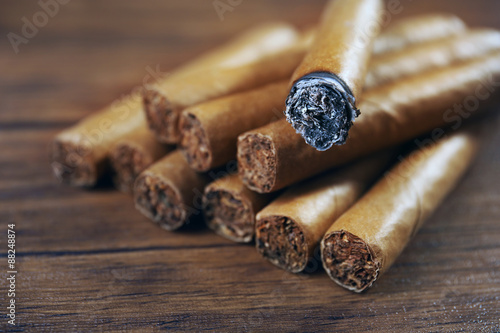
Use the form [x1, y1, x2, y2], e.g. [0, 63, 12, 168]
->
[284, 0, 384, 150]
[143, 25, 310, 144]
[372, 13, 466, 56]
[51, 96, 144, 187]
[134, 151, 210, 231]
[238, 51, 500, 193]
[365, 29, 500, 90]
[255, 153, 392, 273]
[203, 174, 276, 243]
[179, 81, 289, 172]
[110, 125, 172, 193]
[321, 123, 485, 292]
[179, 16, 474, 172]
[50, 22, 298, 187]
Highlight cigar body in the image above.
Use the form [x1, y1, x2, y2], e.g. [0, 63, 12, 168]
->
[255, 153, 391, 273]
[203, 174, 276, 243]
[372, 13, 466, 55]
[366, 29, 500, 89]
[134, 151, 210, 230]
[321, 124, 484, 292]
[238, 51, 500, 193]
[144, 25, 309, 144]
[51, 23, 297, 187]
[285, 0, 383, 150]
[179, 81, 289, 171]
[110, 125, 172, 193]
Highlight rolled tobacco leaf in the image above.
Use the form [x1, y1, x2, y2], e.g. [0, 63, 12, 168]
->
[321, 122, 485, 292]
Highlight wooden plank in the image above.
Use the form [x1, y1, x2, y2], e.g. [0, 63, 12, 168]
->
[9, 239, 500, 331]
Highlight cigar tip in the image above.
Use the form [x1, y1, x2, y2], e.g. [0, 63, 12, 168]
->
[203, 186, 254, 243]
[134, 172, 186, 231]
[284, 73, 359, 150]
[255, 215, 308, 273]
[143, 88, 179, 144]
[110, 143, 150, 193]
[179, 112, 212, 172]
[50, 138, 97, 187]
[321, 230, 379, 293]
[237, 133, 276, 193]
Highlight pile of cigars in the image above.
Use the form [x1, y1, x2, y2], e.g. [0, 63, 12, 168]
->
[51, 0, 500, 293]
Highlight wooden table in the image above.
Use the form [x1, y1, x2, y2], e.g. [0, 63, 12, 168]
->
[1, 0, 499, 331]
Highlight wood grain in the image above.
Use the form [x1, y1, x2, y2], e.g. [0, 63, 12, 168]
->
[1, 0, 499, 331]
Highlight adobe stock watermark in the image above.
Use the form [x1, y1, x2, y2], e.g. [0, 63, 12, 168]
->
[7, 0, 72, 54]
[213, 0, 243, 21]
[6, 223, 17, 326]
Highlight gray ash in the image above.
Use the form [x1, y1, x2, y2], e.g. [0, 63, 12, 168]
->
[284, 72, 359, 150]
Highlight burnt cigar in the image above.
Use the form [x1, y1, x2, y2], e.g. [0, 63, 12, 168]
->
[284, 0, 383, 150]
[134, 151, 210, 230]
[238, 51, 500, 193]
[179, 18, 479, 173]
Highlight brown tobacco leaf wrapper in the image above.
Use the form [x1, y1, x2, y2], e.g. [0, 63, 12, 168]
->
[134, 151, 210, 231]
[179, 81, 289, 172]
[203, 174, 276, 243]
[110, 125, 173, 193]
[51, 96, 144, 187]
[179, 16, 473, 173]
[255, 153, 392, 273]
[143, 25, 311, 144]
[372, 13, 466, 56]
[365, 29, 500, 90]
[284, 0, 384, 150]
[321, 123, 485, 292]
[50, 22, 298, 187]
[238, 51, 500, 193]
